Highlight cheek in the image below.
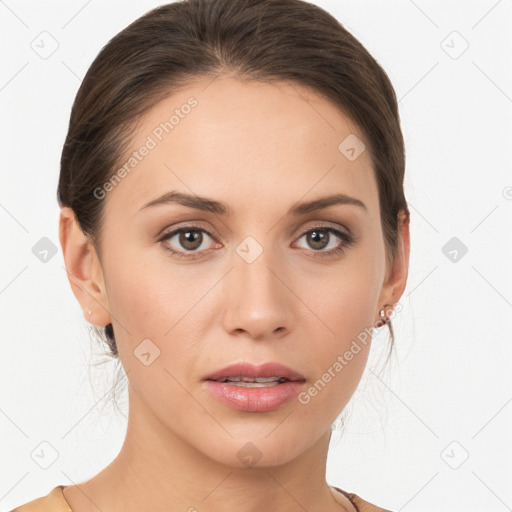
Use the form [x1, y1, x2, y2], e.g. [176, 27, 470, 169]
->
[103, 244, 210, 341]
[295, 242, 385, 408]
[101, 250, 209, 413]
[305, 252, 383, 345]
[304, 275, 373, 384]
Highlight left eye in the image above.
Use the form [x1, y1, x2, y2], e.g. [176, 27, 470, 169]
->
[295, 227, 350, 253]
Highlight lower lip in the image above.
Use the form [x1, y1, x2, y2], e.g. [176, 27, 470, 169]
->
[204, 380, 305, 412]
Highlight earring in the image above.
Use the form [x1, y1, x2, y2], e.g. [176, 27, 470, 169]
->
[86, 308, 92, 316]
[378, 303, 392, 326]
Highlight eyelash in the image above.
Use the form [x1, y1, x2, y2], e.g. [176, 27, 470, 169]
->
[158, 224, 356, 260]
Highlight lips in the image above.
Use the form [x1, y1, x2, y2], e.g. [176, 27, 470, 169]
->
[203, 362, 307, 412]
[204, 362, 306, 383]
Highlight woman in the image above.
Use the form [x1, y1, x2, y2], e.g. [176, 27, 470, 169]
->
[12, 0, 409, 510]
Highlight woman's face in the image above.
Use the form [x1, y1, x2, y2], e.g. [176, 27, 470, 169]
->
[66, 76, 407, 467]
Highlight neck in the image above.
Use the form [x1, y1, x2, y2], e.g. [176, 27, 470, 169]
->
[64, 385, 350, 512]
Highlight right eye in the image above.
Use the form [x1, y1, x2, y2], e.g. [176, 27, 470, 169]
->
[159, 225, 220, 259]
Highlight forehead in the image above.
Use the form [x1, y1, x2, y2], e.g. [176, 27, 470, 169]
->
[103, 76, 378, 220]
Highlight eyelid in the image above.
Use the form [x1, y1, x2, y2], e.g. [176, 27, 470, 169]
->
[157, 221, 349, 241]
[155, 220, 216, 240]
[296, 220, 351, 235]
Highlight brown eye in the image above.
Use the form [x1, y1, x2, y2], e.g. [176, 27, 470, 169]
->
[295, 226, 355, 258]
[176, 230, 203, 251]
[159, 226, 217, 258]
[305, 229, 330, 250]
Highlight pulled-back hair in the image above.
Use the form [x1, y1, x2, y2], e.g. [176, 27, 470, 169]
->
[58, 0, 409, 359]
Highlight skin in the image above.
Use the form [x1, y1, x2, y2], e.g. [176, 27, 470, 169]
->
[59, 75, 410, 512]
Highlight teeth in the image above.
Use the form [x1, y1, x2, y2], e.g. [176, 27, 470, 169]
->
[224, 376, 284, 382]
[216, 376, 288, 385]
[225, 381, 282, 387]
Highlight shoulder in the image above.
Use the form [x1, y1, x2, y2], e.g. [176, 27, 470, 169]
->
[10, 486, 72, 512]
[332, 486, 393, 512]
[348, 492, 393, 512]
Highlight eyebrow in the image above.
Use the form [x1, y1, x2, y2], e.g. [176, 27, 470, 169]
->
[139, 191, 367, 215]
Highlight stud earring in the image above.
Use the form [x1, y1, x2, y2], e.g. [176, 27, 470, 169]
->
[378, 303, 392, 326]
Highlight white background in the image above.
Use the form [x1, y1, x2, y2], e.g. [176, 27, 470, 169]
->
[1, 1, 511, 511]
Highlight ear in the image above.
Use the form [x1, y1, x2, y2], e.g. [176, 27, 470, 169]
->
[376, 209, 410, 320]
[59, 206, 111, 327]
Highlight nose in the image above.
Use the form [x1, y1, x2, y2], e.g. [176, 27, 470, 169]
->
[221, 249, 294, 340]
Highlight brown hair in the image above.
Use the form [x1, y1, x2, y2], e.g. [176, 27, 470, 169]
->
[58, 0, 409, 360]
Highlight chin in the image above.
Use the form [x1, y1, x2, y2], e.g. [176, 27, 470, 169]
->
[199, 428, 312, 469]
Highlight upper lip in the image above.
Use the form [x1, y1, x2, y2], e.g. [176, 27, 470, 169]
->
[204, 362, 306, 382]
